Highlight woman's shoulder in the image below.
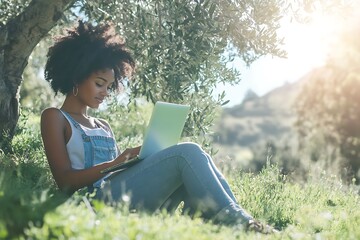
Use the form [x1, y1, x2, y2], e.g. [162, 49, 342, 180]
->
[41, 107, 60, 117]
[41, 107, 60, 114]
[41, 107, 66, 124]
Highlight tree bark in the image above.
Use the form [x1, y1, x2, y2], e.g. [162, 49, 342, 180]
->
[0, 0, 76, 151]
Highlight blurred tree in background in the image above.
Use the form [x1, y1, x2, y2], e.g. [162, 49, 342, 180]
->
[295, 4, 360, 182]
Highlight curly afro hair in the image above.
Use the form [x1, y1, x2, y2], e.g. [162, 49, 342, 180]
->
[44, 20, 135, 95]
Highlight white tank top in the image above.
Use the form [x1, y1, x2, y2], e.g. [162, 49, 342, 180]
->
[60, 111, 114, 169]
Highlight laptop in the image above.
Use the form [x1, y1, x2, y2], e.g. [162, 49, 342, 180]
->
[101, 101, 190, 174]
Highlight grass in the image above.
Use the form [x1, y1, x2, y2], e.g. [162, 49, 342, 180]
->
[1, 112, 360, 239]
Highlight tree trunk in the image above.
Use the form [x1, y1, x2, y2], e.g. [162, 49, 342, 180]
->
[0, 0, 76, 151]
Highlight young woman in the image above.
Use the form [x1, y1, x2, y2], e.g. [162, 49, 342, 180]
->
[41, 20, 276, 234]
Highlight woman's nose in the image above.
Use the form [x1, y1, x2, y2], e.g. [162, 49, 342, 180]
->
[101, 88, 109, 97]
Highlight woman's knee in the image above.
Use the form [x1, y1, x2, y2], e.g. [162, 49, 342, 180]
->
[175, 142, 211, 165]
[177, 142, 203, 154]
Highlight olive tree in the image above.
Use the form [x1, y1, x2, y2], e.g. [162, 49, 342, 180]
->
[79, 0, 287, 137]
[0, 0, 76, 150]
[1, 0, 304, 151]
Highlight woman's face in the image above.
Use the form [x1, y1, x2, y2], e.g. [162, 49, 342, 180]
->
[76, 68, 115, 108]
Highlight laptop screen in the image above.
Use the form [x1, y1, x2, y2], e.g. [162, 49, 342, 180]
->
[138, 101, 190, 159]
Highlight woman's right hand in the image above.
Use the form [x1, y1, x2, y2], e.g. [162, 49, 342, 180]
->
[114, 146, 141, 164]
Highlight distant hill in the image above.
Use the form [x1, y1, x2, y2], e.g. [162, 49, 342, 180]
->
[211, 71, 312, 167]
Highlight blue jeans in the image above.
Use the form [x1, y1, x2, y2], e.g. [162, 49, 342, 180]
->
[98, 142, 253, 225]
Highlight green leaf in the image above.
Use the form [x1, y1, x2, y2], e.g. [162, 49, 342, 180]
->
[221, 100, 230, 106]
[209, 3, 216, 18]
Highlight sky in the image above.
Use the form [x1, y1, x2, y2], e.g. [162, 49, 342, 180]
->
[215, 13, 339, 108]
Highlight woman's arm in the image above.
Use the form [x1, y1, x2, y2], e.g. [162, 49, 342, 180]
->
[41, 108, 140, 193]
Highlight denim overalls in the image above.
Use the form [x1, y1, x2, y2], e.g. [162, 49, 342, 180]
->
[61, 111, 118, 190]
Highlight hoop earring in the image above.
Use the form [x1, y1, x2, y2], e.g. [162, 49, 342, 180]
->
[72, 86, 79, 96]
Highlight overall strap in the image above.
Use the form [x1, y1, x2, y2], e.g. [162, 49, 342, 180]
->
[59, 110, 87, 135]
